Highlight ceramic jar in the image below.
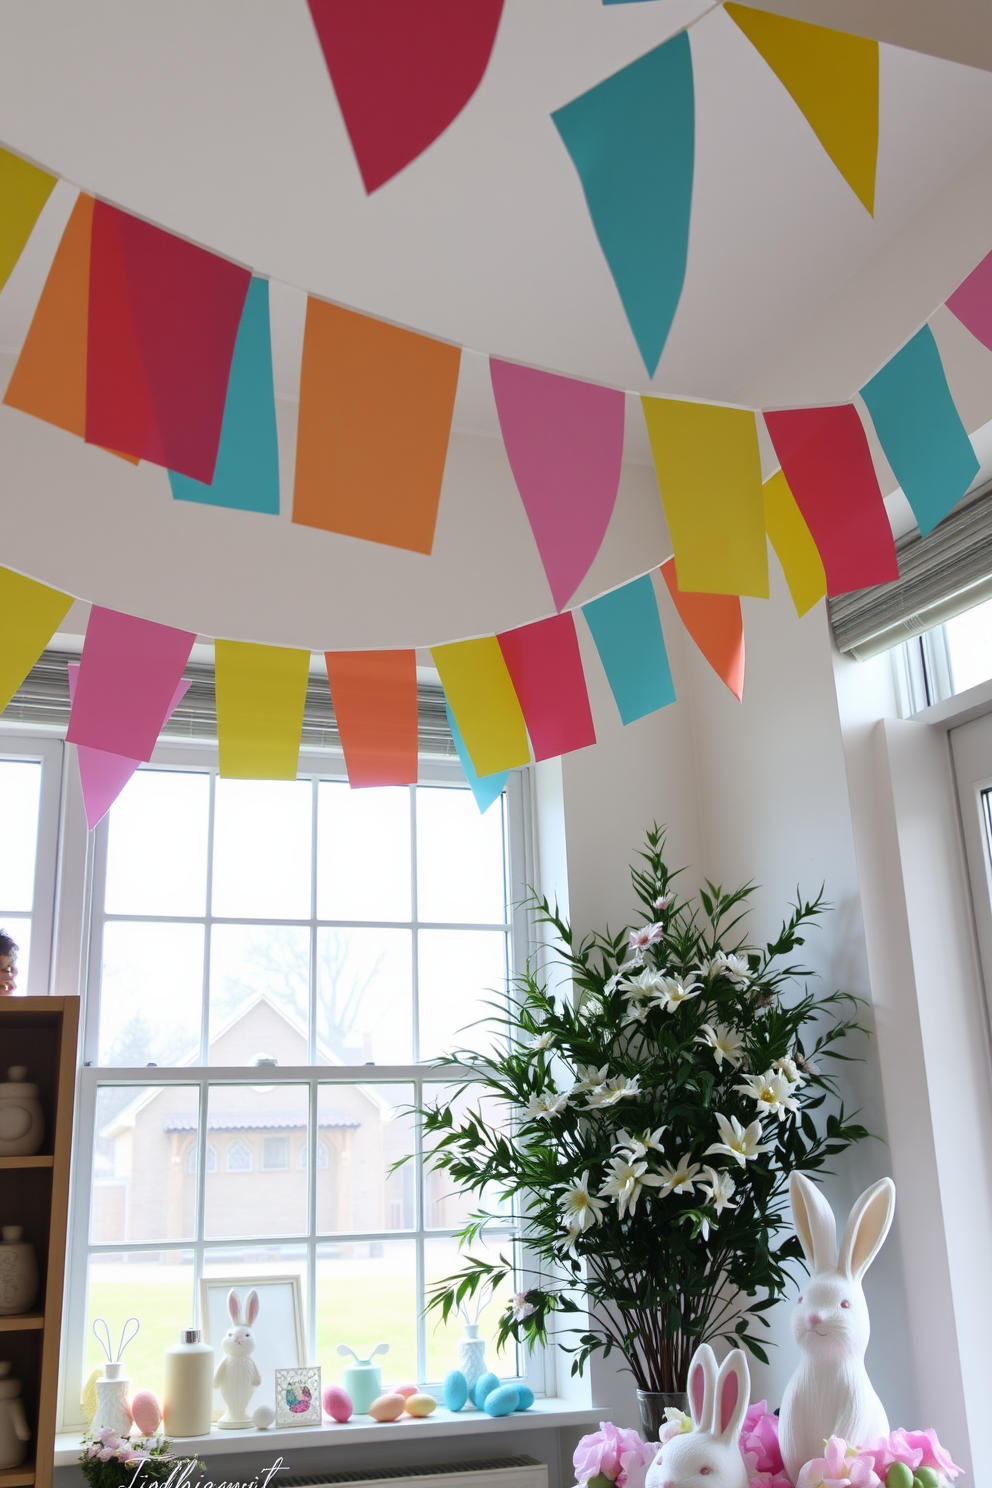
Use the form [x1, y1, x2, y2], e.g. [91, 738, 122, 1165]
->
[92, 1363, 133, 1438]
[0, 1362, 31, 1470]
[0, 1068, 44, 1157]
[0, 1229, 39, 1316]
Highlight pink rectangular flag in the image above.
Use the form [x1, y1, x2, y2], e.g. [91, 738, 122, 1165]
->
[497, 612, 596, 761]
[67, 607, 196, 762]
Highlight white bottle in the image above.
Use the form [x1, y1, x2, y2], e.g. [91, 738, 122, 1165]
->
[163, 1329, 214, 1438]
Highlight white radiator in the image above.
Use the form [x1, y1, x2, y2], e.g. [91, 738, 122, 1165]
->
[280, 1455, 549, 1488]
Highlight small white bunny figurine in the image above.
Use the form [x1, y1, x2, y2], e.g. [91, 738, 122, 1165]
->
[779, 1173, 896, 1483]
[214, 1289, 261, 1429]
[645, 1344, 750, 1488]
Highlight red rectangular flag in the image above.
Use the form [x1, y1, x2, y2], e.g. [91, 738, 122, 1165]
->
[497, 612, 596, 761]
[324, 650, 419, 787]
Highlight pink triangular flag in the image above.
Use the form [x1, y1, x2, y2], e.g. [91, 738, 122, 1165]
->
[67, 606, 196, 761]
[490, 359, 624, 610]
[68, 663, 191, 829]
[946, 248, 992, 353]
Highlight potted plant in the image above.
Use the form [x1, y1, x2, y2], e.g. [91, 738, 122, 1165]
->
[420, 828, 871, 1438]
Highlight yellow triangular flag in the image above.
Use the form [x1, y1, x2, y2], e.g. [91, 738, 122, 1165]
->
[763, 469, 827, 617]
[215, 640, 309, 779]
[0, 567, 74, 712]
[725, 4, 878, 214]
[0, 148, 58, 293]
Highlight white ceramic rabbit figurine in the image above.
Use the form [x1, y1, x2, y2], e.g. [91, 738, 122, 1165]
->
[214, 1289, 261, 1429]
[645, 1344, 750, 1488]
[779, 1173, 896, 1483]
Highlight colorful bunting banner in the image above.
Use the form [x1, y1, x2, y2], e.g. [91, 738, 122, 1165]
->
[763, 404, 898, 595]
[215, 640, 310, 779]
[0, 568, 74, 713]
[490, 359, 624, 610]
[860, 325, 978, 536]
[497, 613, 596, 761]
[552, 31, 694, 377]
[641, 398, 768, 597]
[66, 607, 196, 761]
[0, 147, 57, 293]
[724, 5, 878, 214]
[169, 277, 280, 514]
[946, 248, 992, 354]
[431, 636, 530, 777]
[446, 704, 508, 814]
[324, 649, 419, 787]
[581, 573, 675, 724]
[306, 0, 505, 194]
[293, 297, 461, 553]
[661, 559, 744, 700]
[762, 470, 826, 618]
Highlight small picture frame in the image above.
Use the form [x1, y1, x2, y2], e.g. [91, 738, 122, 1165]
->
[275, 1365, 322, 1427]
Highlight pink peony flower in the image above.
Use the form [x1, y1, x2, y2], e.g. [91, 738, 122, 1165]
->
[617, 1436, 658, 1488]
[575, 1423, 654, 1485]
[748, 1472, 793, 1488]
[95, 1427, 120, 1447]
[741, 1401, 784, 1476]
[97, 1448, 116, 1461]
[898, 1431, 962, 1478]
[797, 1437, 881, 1488]
[863, 1430, 962, 1482]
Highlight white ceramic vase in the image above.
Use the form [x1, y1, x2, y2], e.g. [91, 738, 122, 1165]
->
[0, 1229, 39, 1316]
[457, 1325, 487, 1396]
[92, 1364, 133, 1438]
[0, 1363, 31, 1470]
[0, 1068, 44, 1158]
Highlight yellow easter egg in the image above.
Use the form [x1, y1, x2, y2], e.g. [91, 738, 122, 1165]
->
[405, 1393, 437, 1418]
[369, 1392, 406, 1422]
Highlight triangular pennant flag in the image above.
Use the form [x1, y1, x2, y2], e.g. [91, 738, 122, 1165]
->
[67, 607, 196, 762]
[661, 559, 744, 700]
[169, 277, 280, 514]
[860, 324, 978, 536]
[446, 704, 507, 814]
[946, 248, 992, 354]
[497, 613, 596, 761]
[215, 641, 310, 779]
[762, 470, 827, 618]
[725, 5, 877, 214]
[306, 0, 505, 193]
[582, 573, 675, 724]
[431, 636, 530, 777]
[4, 193, 95, 437]
[294, 298, 460, 553]
[552, 31, 694, 377]
[0, 148, 57, 293]
[324, 649, 419, 787]
[490, 359, 624, 610]
[0, 568, 74, 713]
[641, 398, 768, 597]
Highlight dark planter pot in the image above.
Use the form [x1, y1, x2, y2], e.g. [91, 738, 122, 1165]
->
[637, 1389, 690, 1443]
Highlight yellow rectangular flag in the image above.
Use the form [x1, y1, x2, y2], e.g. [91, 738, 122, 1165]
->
[0, 567, 74, 712]
[641, 398, 769, 597]
[763, 468, 827, 617]
[432, 636, 530, 777]
[215, 640, 310, 779]
[0, 148, 58, 293]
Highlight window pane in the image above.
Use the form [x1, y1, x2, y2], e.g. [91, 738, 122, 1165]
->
[0, 915, 30, 992]
[316, 927, 413, 1064]
[423, 1083, 514, 1230]
[945, 596, 992, 694]
[86, 1250, 194, 1405]
[208, 924, 311, 1065]
[423, 1233, 518, 1385]
[417, 929, 508, 1062]
[91, 1085, 199, 1244]
[417, 787, 506, 925]
[98, 921, 204, 1066]
[316, 1083, 415, 1233]
[316, 1238, 416, 1385]
[203, 1083, 309, 1239]
[317, 783, 411, 922]
[104, 769, 209, 918]
[0, 759, 40, 912]
[212, 779, 311, 919]
[202, 1246, 307, 1421]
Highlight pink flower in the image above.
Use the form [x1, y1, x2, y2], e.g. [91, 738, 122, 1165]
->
[95, 1427, 120, 1447]
[628, 925, 665, 951]
[575, 1423, 652, 1485]
[741, 1401, 784, 1476]
[899, 1431, 962, 1478]
[748, 1472, 792, 1488]
[797, 1436, 881, 1488]
[618, 1436, 658, 1488]
[97, 1448, 116, 1461]
[654, 895, 674, 913]
[863, 1430, 962, 1481]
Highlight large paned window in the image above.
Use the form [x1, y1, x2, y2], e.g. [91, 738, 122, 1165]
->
[0, 737, 61, 995]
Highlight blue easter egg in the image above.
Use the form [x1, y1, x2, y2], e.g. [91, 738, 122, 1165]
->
[483, 1385, 520, 1417]
[515, 1385, 534, 1410]
[472, 1371, 500, 1408]
[443, 1370, 469, 1412]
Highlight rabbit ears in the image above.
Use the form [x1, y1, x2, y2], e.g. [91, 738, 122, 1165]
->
[227, 1289, 260, 1326]
[686, 1344, 750, 1444]
[790, 1173, 838, 1272]
[790, 1173, 895, 1280]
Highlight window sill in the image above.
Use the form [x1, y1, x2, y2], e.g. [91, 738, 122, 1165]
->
[54, 1399, 602, 1465]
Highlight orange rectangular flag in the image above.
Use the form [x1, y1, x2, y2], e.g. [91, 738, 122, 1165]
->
[324, 649, 419, 787]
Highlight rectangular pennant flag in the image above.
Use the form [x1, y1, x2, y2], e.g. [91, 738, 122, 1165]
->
[215, 640, 310, 779]
[497, 612, 596, 761]
[446, 703, 507, 814]
[581, 573, 675, 724]
[661, 559, 744, 700]
[294, 298, 460, 553]
[431, 636, 530, 777]
[324, 649, 419, 787]
[641, 398, 768, 597]
[0, 148, 57, 293]
[762, 470, 827, 617]
[763, 404, 898, 595]
[860, 325, 978, 536]
[0, 568, 74, 713]
[67, 607, 196, 761]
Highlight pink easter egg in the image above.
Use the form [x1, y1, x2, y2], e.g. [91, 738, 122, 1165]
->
[392, 1384, 418, 1400]
[130, 1389, 162, 1435]
[322, 1384, 353, 1423]
[368, 1392, 406, 1422]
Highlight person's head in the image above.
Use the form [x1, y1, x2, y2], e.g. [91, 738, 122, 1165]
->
[0, 932, 16, 963]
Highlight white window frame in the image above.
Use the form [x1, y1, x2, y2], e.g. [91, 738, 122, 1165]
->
[0, 734, 63, 995]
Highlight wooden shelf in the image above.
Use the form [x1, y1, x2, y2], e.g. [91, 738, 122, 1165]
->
[0, 1465, 35, 1488]
[0, 1314, 44, 1333]
[0, 1156, 53, 1170]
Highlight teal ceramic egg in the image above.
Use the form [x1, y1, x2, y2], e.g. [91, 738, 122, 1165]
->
[442, 1370, 469, 1411]
[472, 1371, 500, 1408]
[483, 1385, 520, 1417]
[515, 1385, 535, 1410]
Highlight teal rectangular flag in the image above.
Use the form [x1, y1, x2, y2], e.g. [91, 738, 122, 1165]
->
[582, 573, 675, 724]
[446, 704, 508, 814]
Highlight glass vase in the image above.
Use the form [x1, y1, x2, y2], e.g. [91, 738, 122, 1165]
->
[637, 1389, 690, 1442]
[457, 1323, 487, 1396]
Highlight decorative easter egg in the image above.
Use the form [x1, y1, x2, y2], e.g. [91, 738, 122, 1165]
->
[886, 1466, 913, 1488]
[392, 1384, 418, 1400]
[914, 1473, 939, 1488]
[443, 1370, 469, 1411]
[253, 1404, 275, 1430]
[322, 1384, 354, 1423]
[130, 1389, 162, 1435]
[369, 1392, 406, 1422]
[472, 1371, 499, 1408]
[515, 1385, 535, 1410]
[405, 1393, 437, 1418]
[483, 1384, 519, 1417]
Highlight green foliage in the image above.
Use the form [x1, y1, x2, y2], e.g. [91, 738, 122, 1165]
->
[79, 1434, 204, 1488]
[417, 826, 871, 1392]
